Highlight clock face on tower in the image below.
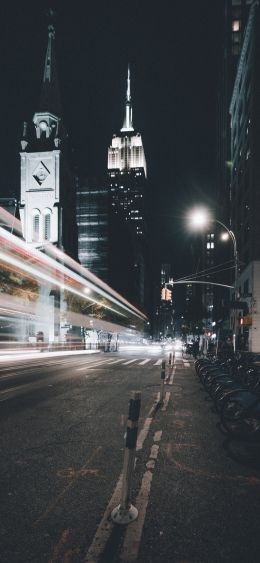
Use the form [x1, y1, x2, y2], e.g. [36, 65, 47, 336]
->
[33, 161, 50, 185]
[39, 120, 48, 131]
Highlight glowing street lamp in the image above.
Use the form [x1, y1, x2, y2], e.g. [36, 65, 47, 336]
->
[188, 206, 212, 230]
[187, 207, 239, 352]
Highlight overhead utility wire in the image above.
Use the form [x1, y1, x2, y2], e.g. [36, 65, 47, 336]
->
[179, 265, 235, 282]
[173, 260, 234, 283]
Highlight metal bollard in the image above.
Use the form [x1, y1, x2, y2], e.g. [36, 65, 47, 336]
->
[168, 352, 172, 366]
[111, 391, 141, 525]
[159, 360, 166, 403]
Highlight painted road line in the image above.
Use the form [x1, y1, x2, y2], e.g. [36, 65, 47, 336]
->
[169, 369, 175, 385]
[76, 359, 114, 371]
[136, 418, 153, 451]
[145, 391, 160, 418]
[121, 359, 138, 365]
[85, 474, 123, 562]
[154, 359, 162, 366]
[107, 359, 125, 365]
[100, 358, 124, 364]
[162, 391, 171, 411]
[138, 359, 150, 365]
[84, 407, 159, 562]
[120, 430, 163, 562]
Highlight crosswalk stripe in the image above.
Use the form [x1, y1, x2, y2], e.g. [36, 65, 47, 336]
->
[138, 359, 150, 365]
[107, 359, 124, 365]
[121, 359, 138, 365]
[76, 359, 113, 371]
[154, 359, 162, 366]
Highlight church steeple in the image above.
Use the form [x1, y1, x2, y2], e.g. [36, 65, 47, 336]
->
[31, 14, 62, 143]
[40, 17, 62, 118]
[20, 10, 78, 262]
[121, 65, 134, 132]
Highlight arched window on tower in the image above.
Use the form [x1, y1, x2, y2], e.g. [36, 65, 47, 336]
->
[32, 209, 40, 241]
[43, 208, 52, 241]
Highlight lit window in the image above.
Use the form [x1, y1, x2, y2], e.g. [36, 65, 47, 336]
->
[211, 242, 214, 249]
[232, 20, 240, 32]
[207, 242, 210, 249]
[44, 214, 51, 240]
[33, 214, 40, 241]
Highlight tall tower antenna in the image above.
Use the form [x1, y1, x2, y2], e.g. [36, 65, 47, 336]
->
[121, 64, 134, 132]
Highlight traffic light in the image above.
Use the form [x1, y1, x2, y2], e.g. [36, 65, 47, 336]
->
[161, 287, 166, 300]
[161, 286, 172, 302]
[166, 288, 172, 301]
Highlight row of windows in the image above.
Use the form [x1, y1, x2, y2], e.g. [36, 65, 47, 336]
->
[32, 208, 52, 241]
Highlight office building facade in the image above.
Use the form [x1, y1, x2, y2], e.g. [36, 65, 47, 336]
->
[77, 179, 109, 281]
[229, 1, 260, 351]
[211, 0, 254, 336]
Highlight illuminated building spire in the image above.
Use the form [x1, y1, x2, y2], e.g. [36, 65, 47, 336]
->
[40, 11, 62, 117]
[121, 65, 134, 132]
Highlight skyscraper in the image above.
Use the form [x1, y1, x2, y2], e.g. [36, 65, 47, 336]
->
[76, 177, 109, 281]
[229, 1, 260, 351]
[213, 0, 254, 334]
[107, 66, 147, 240]
[217, 0, 253, 218]
[107, 66, 149, 309]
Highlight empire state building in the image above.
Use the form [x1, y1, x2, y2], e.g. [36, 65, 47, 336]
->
[107, 67, 148, 309]
[107, 67, 147, 240]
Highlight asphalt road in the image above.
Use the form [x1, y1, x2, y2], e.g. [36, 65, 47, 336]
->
[1, 349, 260, 563]
[0, 346, 167, 563]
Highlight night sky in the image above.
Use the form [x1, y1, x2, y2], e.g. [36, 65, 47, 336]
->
[1, 1, 223, 279]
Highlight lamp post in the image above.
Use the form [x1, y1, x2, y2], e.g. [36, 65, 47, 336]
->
[188, 207, 239, 353]
[215, 219, 239, 353]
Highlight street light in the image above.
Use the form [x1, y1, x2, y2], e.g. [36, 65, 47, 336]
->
[188, 207, 239, 352]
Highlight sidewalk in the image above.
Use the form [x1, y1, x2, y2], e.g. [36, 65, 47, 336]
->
[132, 355, 260, 563]
[93, 354, 259, 563]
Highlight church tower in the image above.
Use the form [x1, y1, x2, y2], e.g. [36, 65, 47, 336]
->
[19, 19, 77, 259]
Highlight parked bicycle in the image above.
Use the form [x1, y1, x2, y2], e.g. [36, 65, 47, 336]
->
[195, 354, 260, 439]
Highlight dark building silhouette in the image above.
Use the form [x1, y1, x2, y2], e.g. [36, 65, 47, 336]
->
[229, 1, 260, 351]
[77, 178, 109, 281]
[213, 0, 254, 334]
[155, 264, 174, 340]
[217, 0, 253, 223]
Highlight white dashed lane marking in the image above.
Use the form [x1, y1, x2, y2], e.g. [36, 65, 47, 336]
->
[76, 359, 114, 371]
[106, 359, 125, 365]
[121, 359, 138, 365]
